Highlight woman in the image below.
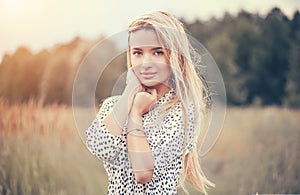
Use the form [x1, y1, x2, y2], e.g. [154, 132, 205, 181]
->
[86, 11, 214, 194]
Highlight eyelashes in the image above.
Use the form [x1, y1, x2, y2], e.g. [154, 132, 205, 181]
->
[154, 50, 164, 56]
[131, 50, 164, 56]
[132, 51, 142, 56]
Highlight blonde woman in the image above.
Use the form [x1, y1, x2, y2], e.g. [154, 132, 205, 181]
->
[86, 11, 214, 194]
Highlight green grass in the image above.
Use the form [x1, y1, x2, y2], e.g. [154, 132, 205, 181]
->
[0, 100, 299, 195]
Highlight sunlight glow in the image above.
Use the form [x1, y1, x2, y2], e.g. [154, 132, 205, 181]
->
[1, 0, 25, 8]
[0, 0, 299, 62]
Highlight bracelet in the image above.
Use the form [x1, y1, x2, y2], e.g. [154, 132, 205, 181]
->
[132, 168, 154, 172]
[127, 128, 146, 137]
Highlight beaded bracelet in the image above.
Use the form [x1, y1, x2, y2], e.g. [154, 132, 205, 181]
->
[132, 168, 154, 172]
[127, 128, 146, 137]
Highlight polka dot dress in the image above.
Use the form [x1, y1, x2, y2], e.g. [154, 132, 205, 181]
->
[86, 88, 196, 194]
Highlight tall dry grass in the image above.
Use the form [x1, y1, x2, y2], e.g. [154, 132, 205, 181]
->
[201, 107, 300, 195]
[0, 99, 299, 195]
[0, 99, 107, 195]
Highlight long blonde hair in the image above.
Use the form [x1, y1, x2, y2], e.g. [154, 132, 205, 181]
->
[127, 11, 214, 194]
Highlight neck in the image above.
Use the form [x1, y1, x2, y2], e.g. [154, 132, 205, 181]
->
[149, 84, 171, 99]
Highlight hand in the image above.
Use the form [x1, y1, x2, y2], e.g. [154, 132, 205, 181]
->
[131, 88, 158, 117]
[109, 68, 142, 129]
[123, 68, 143, 111]
[125, 68, 141, 91]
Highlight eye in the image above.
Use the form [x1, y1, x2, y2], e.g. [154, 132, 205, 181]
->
[132, 51, 142, 56]
[154, 50, 164, 56]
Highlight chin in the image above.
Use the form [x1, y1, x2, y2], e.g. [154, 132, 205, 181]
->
[141, 80, 170, 90]
[141, 81, 158, 87]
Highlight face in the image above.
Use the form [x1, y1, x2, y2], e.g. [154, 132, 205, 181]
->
[129, 29, 172, 92]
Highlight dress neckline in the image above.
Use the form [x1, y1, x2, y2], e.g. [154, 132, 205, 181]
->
[155, 88, 175, 106]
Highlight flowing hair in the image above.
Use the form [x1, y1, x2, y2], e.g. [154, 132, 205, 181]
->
[127, 11, 214, 194]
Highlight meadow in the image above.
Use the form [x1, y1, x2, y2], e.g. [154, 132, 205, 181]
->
[0, 99, 299, 195]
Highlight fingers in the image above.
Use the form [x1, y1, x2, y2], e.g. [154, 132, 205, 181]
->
[148, 88, 157, 100]
[137, 85, 144, 93]
[141, 88, 157, 105]
[144, 87, 155, 94]
[126, 69, 134, 84]
[126, 68, 140, 84]
[131, 88, 158, 115]
[125, 69, 142, 97]
[136, 88, 156, 99]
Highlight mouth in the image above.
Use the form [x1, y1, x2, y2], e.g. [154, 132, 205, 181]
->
[140, 72, 156, 79]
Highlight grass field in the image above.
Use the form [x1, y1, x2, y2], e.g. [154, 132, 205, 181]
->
[0, 99, 299, 195]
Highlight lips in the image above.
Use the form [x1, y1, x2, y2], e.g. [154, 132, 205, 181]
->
[140, 72, 156, 79]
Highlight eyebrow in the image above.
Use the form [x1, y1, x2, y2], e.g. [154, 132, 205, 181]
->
[131, 47, 163, 51]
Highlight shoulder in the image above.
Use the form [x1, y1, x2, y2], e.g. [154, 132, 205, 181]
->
[97, 95, 121, 118]
[100, 95, 121, 108]
[162, 100, 195, 120]
[169, 100, 195, 115]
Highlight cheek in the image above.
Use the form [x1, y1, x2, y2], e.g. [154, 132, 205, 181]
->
[160, 55, 169, 64]
[130, 57, 139, 67]
[160, 64, 172, 78]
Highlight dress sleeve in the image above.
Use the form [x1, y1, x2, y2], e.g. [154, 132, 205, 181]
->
[151, 102, 196, 177]
[85, 96, 125, 164]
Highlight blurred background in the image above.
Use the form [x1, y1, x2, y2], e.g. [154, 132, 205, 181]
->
[0, 0, 299, 194]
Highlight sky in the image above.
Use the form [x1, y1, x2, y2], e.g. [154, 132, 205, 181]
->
[0, 0, 300, 61]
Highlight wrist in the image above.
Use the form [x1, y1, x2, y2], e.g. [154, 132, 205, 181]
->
[130, 108, 143, 119]
[128, 111, 143, 128]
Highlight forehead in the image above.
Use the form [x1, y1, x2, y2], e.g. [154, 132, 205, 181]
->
[129, 29, 163, 49]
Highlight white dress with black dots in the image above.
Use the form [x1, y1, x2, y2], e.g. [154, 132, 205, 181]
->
[86, 88, 195, 195]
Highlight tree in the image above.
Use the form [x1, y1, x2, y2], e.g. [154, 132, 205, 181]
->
[284, 11, 300, 107]
[241, 8, 290, 105]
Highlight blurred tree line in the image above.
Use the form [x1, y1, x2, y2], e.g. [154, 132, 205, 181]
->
[0, 7, 299, 107]
[0, 36, 127, 106]
[184, 7, 300, 107]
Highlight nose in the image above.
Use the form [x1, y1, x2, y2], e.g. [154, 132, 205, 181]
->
[142, 53, 152, 68]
